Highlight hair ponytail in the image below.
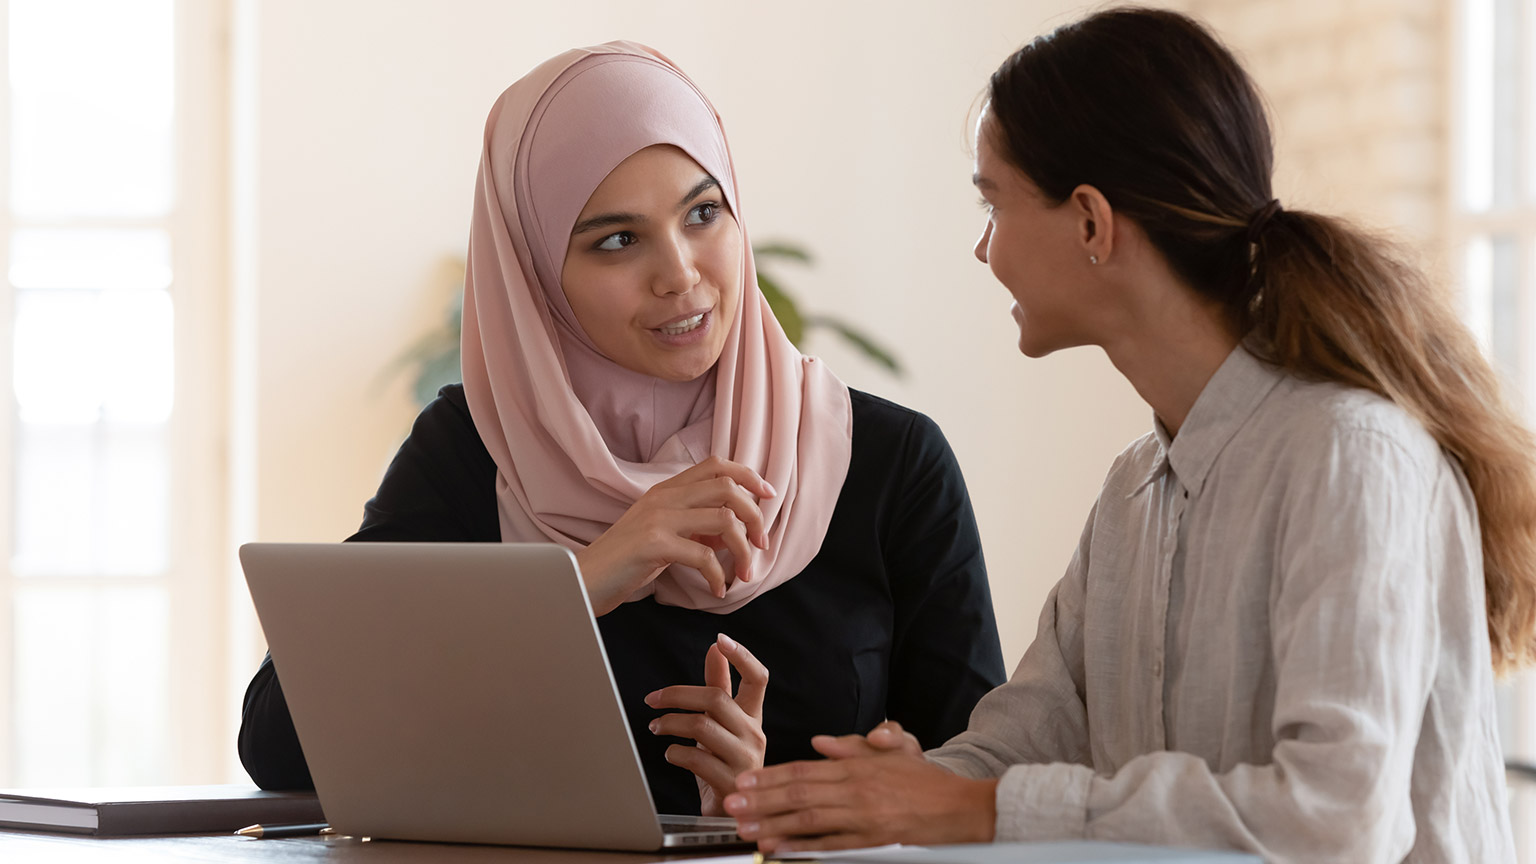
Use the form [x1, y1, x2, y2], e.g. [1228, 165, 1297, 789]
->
[1249, 209, 1536, 671]
[990, 6, 1536, 672]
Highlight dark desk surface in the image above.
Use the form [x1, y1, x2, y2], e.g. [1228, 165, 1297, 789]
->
[0, 828, 719, 863]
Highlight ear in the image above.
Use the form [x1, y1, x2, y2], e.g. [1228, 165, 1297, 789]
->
[1068, 185, 1115, 264]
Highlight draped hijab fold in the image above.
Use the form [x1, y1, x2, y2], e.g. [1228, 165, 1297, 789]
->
[460, 42, 853, 613]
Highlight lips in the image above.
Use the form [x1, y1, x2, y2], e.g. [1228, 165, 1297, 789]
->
[658, 313, 705, 336]
[651, 308, 711, 333]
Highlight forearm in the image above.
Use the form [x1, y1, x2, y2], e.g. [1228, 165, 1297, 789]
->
[237, 656, 314, 791]
[990, 748, 1413, 863]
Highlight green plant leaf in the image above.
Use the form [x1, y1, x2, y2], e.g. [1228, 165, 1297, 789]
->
[753, 242, 813, 265]
[803, 315, 903, 375]
[412, 346, 463, 406]
[757, 273, 804, 346]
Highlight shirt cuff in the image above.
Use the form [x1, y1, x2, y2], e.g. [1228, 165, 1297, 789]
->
[925, 749, 993, 780]
[993, 762, 1093, 842]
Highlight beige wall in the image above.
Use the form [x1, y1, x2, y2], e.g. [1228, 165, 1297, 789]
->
[231, 0, 1448, 678]
[1174, 0, 1448, 258]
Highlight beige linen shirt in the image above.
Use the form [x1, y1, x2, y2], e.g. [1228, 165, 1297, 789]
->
[928, 346, 1514, 863]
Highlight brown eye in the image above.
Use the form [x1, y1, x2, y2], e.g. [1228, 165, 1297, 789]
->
[595, 231, 637, 251]
[685, 202, 719, 226]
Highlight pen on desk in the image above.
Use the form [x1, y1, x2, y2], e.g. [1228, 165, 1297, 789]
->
[235, 821, 332, 839]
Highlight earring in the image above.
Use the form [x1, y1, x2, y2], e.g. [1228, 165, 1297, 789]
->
[1089, 255, 1099, 265]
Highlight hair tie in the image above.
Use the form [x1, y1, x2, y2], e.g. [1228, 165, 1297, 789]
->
[1246, 198, 1282, 244]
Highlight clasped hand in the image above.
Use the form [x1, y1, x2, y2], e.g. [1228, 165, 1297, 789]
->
[721, 721, 1000, 852]
[578, 456, 775, 616]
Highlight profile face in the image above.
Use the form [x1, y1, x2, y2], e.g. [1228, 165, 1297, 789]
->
[560, 144, 743, 382]
[972, 107, 1096, 357]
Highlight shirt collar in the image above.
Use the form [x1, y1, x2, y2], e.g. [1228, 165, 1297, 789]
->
[1130, 343, 1284, 498]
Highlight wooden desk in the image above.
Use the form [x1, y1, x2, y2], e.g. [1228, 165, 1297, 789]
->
[0, 828, 720, 863]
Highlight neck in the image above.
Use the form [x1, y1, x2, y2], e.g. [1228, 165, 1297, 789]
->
[1098, 281, 1240, 438]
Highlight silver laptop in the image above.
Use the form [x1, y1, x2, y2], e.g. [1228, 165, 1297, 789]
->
[239, 541, 747, 850]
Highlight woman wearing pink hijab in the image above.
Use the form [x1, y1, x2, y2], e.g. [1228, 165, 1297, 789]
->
[238, 42, 1005, 816]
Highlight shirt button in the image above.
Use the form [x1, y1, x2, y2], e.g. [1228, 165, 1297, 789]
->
[1152, 660, 1163, 677]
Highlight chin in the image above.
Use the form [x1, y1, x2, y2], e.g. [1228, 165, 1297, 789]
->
[654, 356, 718, 382]
[660, 368, 712, 383]
[1016, 331, 1062, 359]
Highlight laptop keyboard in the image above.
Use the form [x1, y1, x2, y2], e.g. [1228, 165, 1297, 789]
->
[660, 818, 739, 835]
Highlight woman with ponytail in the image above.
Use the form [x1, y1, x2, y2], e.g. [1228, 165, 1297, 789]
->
[725, 8, 1531, 860]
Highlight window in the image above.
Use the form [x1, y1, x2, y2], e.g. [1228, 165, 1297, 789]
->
[1452, 0, 1536, 853]
[0, 0, 227, 785]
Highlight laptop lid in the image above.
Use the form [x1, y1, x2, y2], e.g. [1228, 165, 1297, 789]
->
[240, 541, 739, 850]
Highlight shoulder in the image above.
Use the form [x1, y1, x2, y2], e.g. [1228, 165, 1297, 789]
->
[1255, 377, 1444, 474]
[406, 384, 480, 444]
[426, 382, 474, 423]
[849, 387, 945, 444]
[842, 388, 968, 502]
[394, 383, 493, 474]
[1096, 430, 1161, 499]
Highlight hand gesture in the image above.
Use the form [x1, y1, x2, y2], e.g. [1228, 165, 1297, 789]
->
[724, 720, 997, 852]
[808, 719, 924, 761]
[646, 633, 769, 816]
[578, 456, 775, 616]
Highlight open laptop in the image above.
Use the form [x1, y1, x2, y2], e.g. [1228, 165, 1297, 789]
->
[239, 541, 747, 850]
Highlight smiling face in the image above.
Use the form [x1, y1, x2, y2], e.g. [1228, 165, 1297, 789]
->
[560, 144, 743, 382]
[972, 106, 1101, 357]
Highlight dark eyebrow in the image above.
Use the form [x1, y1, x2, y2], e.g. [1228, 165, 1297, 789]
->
[680, 176, 720, 207]
[571, 211, 641, 236]
[570, 176, 723, 237]
[973, 173, 996, 190]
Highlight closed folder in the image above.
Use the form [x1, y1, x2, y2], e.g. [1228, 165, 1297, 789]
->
[0, 784, 323, 836]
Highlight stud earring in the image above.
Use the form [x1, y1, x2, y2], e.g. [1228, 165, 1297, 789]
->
[1089, 255, 1099, 265]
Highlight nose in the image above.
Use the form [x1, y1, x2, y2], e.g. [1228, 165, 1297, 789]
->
[654, 234, 701, 296]
[973, 221, 991, 264]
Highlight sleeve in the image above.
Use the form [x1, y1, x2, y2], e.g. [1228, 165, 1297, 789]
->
[925, 500, 1094, 779]
[978, 429, 1444, 863]
[237, 653, 313, 790]
[237, 387, 498, 790]
[883, 411, 1009, 747]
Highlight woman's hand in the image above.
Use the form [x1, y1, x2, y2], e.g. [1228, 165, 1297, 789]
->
[808, 720, 924, 761]
[723, 724, 997, 852]
[578, 456, 775, 616]
[646, 633, 769, 817]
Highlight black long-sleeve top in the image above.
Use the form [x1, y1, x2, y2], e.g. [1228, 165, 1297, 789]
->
[239, 385, 1006, 815]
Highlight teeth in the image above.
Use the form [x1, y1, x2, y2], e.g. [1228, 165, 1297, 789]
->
[659, 313, 704, 335]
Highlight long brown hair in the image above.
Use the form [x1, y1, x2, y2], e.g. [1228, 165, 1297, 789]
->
[987, 6, 1536, 672]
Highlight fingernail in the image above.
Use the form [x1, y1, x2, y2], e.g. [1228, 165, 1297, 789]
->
[718, 633, 738, 652]
[738, 822, 758, 838]
[648, 720, 658, 734]
[736, 773, 757, 789]
[723, 793, 746, 812]
[716, 584, 726, 599]
[644, 691, 660, 707]
[762, 481, 777, 497]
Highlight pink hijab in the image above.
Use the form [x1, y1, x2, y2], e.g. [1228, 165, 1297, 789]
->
[460, 42, 854, 613]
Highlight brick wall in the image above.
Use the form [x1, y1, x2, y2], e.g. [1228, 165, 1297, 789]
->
[1171, 0, 1449, 264]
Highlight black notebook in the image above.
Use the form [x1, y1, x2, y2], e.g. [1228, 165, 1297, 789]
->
[0, 784, 324, 836]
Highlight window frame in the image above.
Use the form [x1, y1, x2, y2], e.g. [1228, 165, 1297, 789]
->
[0, 0, 231, 786]
[1448, 0, 1536, 855]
